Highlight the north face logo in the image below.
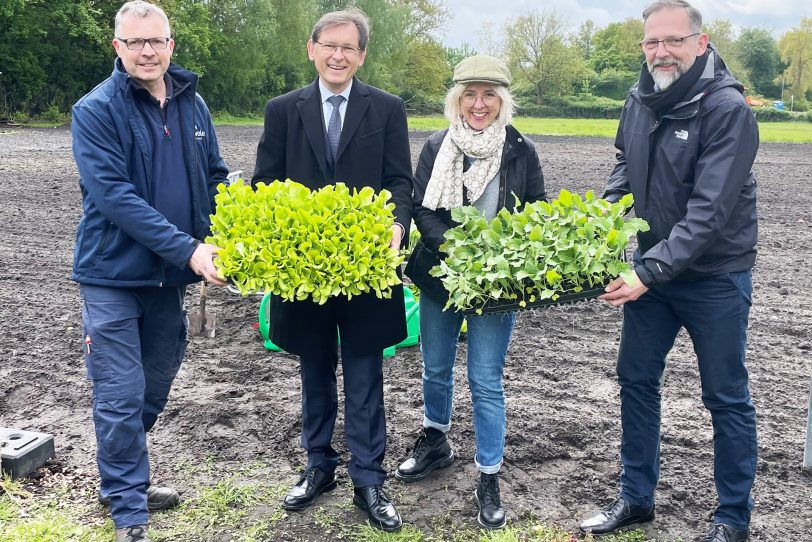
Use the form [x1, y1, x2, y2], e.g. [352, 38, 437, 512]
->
[674, 129, 689, 141]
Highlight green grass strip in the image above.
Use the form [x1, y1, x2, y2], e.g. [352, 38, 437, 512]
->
[406, 116, 812, 143]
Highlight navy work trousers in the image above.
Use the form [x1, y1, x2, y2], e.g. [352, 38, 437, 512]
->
[80, 284, 188, 529]
[616, 270, 757, 530]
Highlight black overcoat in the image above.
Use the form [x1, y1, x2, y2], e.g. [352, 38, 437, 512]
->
[252, 77, 413, 356]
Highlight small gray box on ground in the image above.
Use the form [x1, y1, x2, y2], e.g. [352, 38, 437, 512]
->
[1, 427, 55, 479]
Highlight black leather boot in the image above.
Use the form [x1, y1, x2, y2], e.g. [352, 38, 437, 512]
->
[475, 472, 506, 529]
[395, 427, 455, 482]
[353, 485, 402, 532]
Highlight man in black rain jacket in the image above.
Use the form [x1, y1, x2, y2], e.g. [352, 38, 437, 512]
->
[580, 2, 758, 541]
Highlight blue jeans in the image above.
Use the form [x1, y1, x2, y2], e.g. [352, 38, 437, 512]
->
[419, 293, 516, 473]
[80, 284, 188, 529]
[617, 271, 757, 530]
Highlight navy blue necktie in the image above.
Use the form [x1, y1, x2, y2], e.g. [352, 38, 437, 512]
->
[326, 95, 344, 161]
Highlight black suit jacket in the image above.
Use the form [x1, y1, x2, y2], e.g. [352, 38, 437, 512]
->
[253, 77, 413, 356]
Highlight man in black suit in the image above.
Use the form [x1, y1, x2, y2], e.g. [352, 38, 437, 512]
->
[252, 7, 412, 532]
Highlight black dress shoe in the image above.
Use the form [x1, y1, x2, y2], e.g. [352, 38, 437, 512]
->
[99, 485, 181, 512]
[700, 523, 749, 542]
[395, 427, 455, 482]
[579, 496, 654, 535]
[282, 467, 337, 510]
[475, 473, 506, 529]
[353, 485, 402, 532]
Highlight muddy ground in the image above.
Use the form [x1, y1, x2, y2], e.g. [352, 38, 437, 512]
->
[1, 125, 811, 541]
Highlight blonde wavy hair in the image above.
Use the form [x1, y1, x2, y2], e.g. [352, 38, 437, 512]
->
[444, 83, 515, 129]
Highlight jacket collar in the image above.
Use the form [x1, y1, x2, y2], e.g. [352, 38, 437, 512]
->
[501, 124, 528, 162]
[112, 58, 199, 95]
[296, 77, 371, 178]
[630, 45, 743, 117]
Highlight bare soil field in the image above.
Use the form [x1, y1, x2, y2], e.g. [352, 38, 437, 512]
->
[1, 125, 810, 541]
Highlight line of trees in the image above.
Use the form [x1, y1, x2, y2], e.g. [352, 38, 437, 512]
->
[0, 1, 810, 119]
[499, 10, 812, 113]
[0, 0, 452, 118]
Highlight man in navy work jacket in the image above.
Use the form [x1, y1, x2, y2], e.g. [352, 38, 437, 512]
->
[252, 7, 412, 533]
[71, 2, 227, 541]
[580, 1, 758, 541]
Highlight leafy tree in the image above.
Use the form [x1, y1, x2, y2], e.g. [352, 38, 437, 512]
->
[265, 0, 320, 93]
[503, 9, 587, 104]
[778, 18, 812, 107]
[400, 38, 450, 96]
[702, 19, 751, 90]
[592, 68, 638, 100]
[316, 0, 447, 93]
[573, 19, 596, 62]
[163, 0, 215, 76]
[477, 20, 501, 56]
[445, 42, 477, 70]
[189, 0, 285, 114]
[354, 0, 411, 91]
[0, 0, 109, 116]
[397, 0, 448, 42]
[590, 19, 644, 74]
[733, 27, 780, 96]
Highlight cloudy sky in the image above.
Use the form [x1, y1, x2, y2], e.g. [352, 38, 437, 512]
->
[436, 0, 811, 49]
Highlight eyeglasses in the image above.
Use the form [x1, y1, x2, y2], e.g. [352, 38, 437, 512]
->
[315, 41, 362, 57]
[640, 32, 699, 51]
[116, 37, 171, 51]
[460, 92, 500, 107]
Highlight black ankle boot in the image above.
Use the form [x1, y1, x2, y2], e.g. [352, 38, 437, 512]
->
[395, 427, 455, 482]
[475, 473, 506, 529]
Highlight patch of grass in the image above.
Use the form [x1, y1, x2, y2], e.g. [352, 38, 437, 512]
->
[407, 116, 619, 137]
[757, 121, 812, 143]
[0, 494, 19, 524]
[0, 474, 30, 497]
[150, 475, 289, 541]
[213, 114, 264, 126]
[407, 115, 812, 143]
[422, 514, 657, 542]
[19, 121, 67, 128]
[313, 505, 343, 535]
[349, 523, 426, 542]
[493, 521, 656, 542]
[168, 477, 260, 533]
[425, 513, 480, 542]
[235, 517, 283, 542]
[0, 477, 112, 542]
[0, 506, 112, 542]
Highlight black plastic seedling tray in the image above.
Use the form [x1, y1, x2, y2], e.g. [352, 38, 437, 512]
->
[461, 284, 608, 316]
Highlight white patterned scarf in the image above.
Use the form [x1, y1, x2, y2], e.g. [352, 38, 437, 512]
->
[421, 120, 506, 210]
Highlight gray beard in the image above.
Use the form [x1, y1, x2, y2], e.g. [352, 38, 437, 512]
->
[648, 56, 695, 90]
[651, 69, 679, 90]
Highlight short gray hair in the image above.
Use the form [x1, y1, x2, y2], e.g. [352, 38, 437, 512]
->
[311, 7, 370, 50]
[444, 83, 515, 129]
[642, 0, 702, 33]
[115, 1, 171, 37]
